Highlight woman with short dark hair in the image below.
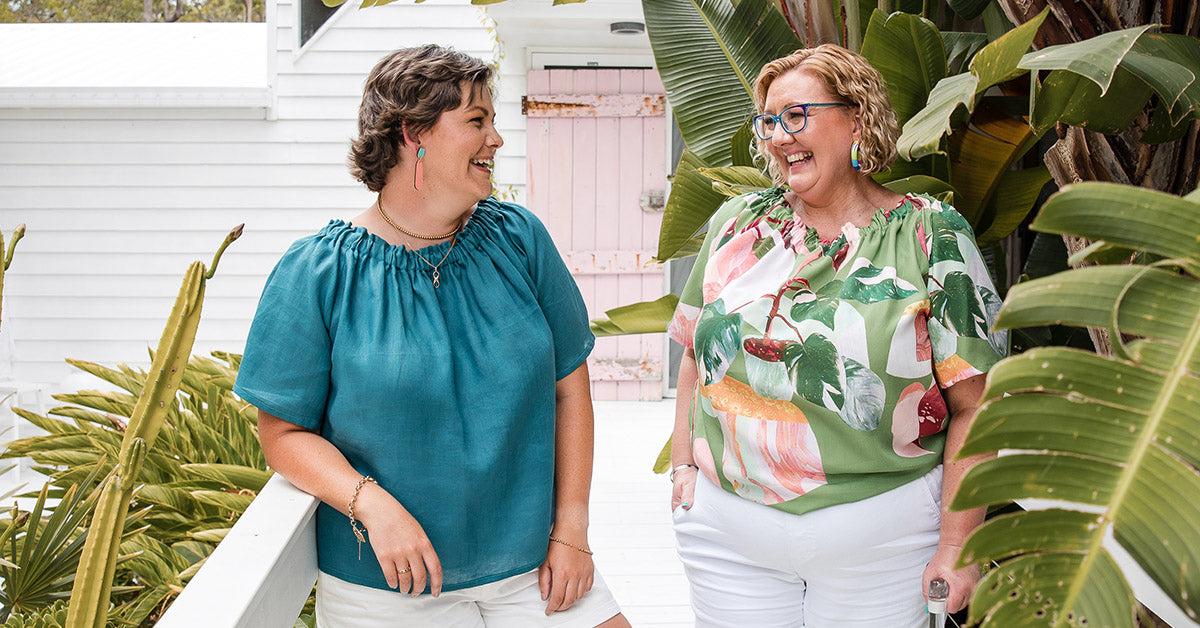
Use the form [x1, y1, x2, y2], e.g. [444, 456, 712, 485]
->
[236, 44, 630, 628]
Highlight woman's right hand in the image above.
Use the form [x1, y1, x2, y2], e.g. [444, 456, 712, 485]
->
[670, 466, 698, 512]
[356, 482, 444, 596]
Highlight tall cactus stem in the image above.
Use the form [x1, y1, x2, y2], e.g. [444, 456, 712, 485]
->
[65, 226, 239, 628]
[205, 223, 244, 280]
[0, 224, 27, 336]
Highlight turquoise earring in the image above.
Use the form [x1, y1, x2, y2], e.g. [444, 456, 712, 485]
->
[850, 140, 861, 171]
[414, 146, 426, 190]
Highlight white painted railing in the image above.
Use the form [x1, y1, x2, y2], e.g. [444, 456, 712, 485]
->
[158, 473, 319, 627]
[160, 472, 1200, 628]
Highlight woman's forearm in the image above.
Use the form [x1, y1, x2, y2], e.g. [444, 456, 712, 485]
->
[551, 363, 595, 536]
[672, 351, 699, 467]
[938, 374, 992, 546]
[258, 410, 369, 516]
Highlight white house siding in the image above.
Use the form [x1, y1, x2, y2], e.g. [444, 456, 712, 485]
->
[0, 0, 494, 389]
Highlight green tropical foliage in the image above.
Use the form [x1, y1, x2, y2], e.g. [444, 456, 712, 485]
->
[0, 225, 271, 625]
[0, 600, 67, 627]
[0, 0, 265, 23]
[0, 467, 106, 622]
[955, 182, 1200, 627]
[0, 352, 271, 626]
[62, 225, 242, 628]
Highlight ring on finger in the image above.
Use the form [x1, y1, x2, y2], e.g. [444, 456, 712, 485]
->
[397, 567, 411, 574]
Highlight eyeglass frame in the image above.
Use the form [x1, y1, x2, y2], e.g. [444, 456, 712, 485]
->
[752, 102, 852, 140]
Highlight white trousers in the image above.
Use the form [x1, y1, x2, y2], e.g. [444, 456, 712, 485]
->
[316, 569, 621, 628]
[674, 466, 943, 628]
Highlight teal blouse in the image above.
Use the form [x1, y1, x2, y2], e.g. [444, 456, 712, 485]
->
[234, 199, 594, 592]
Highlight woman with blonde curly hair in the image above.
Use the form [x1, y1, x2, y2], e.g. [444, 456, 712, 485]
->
[235, 44, 629, 628]
[666, 44, 1006, 626]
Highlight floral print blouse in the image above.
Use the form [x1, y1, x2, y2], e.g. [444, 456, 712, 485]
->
[668, 189, 1006, 514]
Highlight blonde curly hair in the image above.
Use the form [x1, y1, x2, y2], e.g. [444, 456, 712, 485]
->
[753, 44, 899, 184]
[349, 45, 493, 192]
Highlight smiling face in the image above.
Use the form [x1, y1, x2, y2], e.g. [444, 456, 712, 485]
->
[760, 69, 860, 205]
[416, 81, 504, 206]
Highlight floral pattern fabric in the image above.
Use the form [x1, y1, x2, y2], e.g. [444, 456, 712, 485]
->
[669, 189, 1006, 514]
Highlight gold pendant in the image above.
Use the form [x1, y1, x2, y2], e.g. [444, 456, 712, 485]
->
[432, 269, 440, 288]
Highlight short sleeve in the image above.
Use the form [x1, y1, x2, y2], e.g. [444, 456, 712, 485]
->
[921, 203, 1008, 387]
[510, 206, 595, 380]
[233, 237, 335, 430]
[667, 193, 755, 349]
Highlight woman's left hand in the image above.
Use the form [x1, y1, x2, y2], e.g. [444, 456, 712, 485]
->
[538, 532, 595, 615]
[921, 543, 980, 613]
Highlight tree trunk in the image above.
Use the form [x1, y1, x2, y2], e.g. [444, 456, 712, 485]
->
[143, 0, 152, 21]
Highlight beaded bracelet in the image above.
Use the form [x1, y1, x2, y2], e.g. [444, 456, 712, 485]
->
[348, 475, 376, 560]
[549, 535, 593, 556]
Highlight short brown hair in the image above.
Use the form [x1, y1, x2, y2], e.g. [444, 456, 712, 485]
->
[349, 45, 493, 191]
[753, 44, 899, 182]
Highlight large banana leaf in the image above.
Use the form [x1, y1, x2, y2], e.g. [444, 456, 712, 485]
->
[859, 10, 946, 128]
[974, 165, 1052, 246]
[1018, 25, 1156, 95]
[1031, 67, 1152, 135]
[643, 0, 801, 167]
[946, 103, 1041, 226]
[1132, 33, 1200, 126]
[591, 294, 680, 337]
[656, 150, 731, 261]
[897, 9, 1047, 160]
[954, 182, 1200, 627]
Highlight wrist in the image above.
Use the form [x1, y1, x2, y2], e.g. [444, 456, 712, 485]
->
[552, 508, 589, 536]
[669, 463, 699, 482]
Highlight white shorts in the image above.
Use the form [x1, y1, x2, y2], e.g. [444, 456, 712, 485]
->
[674, 466, 943, 628]
[315, 568, 622, 628]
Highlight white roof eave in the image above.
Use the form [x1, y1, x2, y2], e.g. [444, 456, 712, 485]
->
[0, 86, 272, 109]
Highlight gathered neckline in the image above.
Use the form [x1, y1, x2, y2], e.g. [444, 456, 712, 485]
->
[318, 197, 502, 270]
[757, 188, 921, 254]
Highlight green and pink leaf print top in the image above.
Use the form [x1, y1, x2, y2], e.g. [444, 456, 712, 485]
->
[668, 189, 1006, 514]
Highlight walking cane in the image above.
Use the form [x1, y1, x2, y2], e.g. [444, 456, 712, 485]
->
[928, 578, 949, 628]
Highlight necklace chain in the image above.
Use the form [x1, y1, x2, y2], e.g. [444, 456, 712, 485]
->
[376, 194, 460, 240]
[375, 196, 461, 288]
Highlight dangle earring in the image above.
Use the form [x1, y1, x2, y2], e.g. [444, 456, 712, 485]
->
[850, 140, 861, 171]
[414, 145, 426, 190]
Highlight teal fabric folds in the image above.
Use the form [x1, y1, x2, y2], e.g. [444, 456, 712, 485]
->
[235, 199, 594, 592]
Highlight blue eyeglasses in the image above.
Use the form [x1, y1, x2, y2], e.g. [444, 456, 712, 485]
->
[752, 102, 851, 140]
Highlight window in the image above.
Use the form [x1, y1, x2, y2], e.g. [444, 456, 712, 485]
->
[299, 0, 338, 47]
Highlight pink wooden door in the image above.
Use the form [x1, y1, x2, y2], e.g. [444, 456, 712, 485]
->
[525, 69, 667, 401]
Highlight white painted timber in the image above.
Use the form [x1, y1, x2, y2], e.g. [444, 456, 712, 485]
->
[0, 0, 495, 387]
[157, 472, 319, 628]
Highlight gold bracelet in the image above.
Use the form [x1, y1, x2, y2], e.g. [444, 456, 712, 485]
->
[348, 475, 376, 560]
[549, 535, 593, 556]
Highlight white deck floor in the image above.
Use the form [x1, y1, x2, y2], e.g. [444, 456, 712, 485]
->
[590, 400, 694, 627]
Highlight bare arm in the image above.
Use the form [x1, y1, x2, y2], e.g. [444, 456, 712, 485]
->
[538, 362, 597, 614]
[921, 373, 991, 612]
[258, 411, 442, 596]
[670, 349, 700, 511]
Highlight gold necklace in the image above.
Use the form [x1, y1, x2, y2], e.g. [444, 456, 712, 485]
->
[376, 194, 459, 240]
[409, 235, 457, 289]
[375, 198, 461, 288]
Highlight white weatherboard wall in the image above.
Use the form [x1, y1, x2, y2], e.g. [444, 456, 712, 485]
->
[0, 0, 494, 389]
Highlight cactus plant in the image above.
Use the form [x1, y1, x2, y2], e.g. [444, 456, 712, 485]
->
[1, 224, 26, 336]
[64, 225, 242, 628]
